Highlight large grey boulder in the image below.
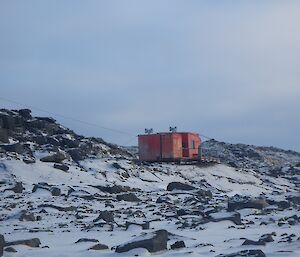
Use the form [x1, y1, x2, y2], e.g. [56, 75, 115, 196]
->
[5, 238, 41, 248]
[116, 230, 168, 253]
[0, 234, 4, 257]
[12, 182, 25, 193]
[116, 193, 140, 202]
[19, 211, 36, 221]
[93, 210, 114, 223]
[217, 249, 266, 257]
[18, 109, 32, 120]
[53, 163, 69, 172]
[167, 182, 195, 191]
[228, 195, 268, 211]
[40, 152, 66, 163]
[0, 143, 24, 154]
[0, 128, 8, 143]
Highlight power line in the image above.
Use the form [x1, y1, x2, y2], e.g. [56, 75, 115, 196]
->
[0, 96, 217, 143]
[0, 96, 135, 137]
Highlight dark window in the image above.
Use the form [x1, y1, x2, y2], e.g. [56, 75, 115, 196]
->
[192, 140, 196, 149]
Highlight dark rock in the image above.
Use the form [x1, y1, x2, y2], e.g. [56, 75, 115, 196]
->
[0, 114, 15, 130]
[51, 187, 61, 196]
[95, 185, 134, 194]
[89, 243, 109, 250]
[196, 189, 213, 199]
[4, 246, 17, 252]
[36, 117, 56, 123]
[0, 234, 4, 257]
[18, 109, 32, 119]
[156, 196, 170, 203]
[53, 163, 69, 172]
[60, 137, 79, 148]
[12, 182, 24, 193]
[170, 240, 186, 249]
[125, 221, 150, 230]
[40, 152, 66, 163]
[116, 229, 168, 253]
[93, 211, 114, 223]
[6, 238, 41, 248]
[260, 233, 274, 243]
[177, 209, 189, 216]
[38, 204, 77, 212]
[0, 143, 24, 154]
[75, 238, 99, 244]
[167, 182, 195, 191]
[228, 196, 268, 211]
[0, 128, 8, 143]
[117, 193, 140, 202]
[242, 239, 265, 246]
[217, 250, 266, 257]
[23, 157, 36, 164]
[19, 211, 36, 221]
[210, 212, 242, 225]
[67, 148, 85, 161]
[287, 196, 300, 205]
[32, 182, 50, 193]
[112, 162, 123, 169]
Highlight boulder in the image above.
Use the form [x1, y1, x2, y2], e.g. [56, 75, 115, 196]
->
[40, 152, 66, 163]
[18, 109, 32, 120]
[5, 238, 41, 248]
[51, 187, 61, 196]
[19, 211, 36, 221]
[0, 143, 24, 154]
[89, 243, 109, 250]
[93, 211, 114, 223]
[12, 182, 24, 193]
[67, 148, 85, 161]
[217, 249, 266, 257]
[23, 157, 36, 164]
[196, 189, 213, 199]
[228, 196, 268, 211]
[156, 196, 171, 203]
[116, 230, 168, 253]
[209, 212, 242, 225]
[287, 196, 300, 205]
[125, 221, 150, 230]
[242, 239, 265, 246]
[75, 238, 99, 244]
[167, 182, 195, 191]
[0, 234, 4, 257]
[170, 240, 186, 249]
[117, 193, 140, 202]
[53, 163, 69, 172]
[0, 128, 8, 143]
[4, 247, 17, 253]
[94, 185, 133, 194]
[0, 114, 15, 130]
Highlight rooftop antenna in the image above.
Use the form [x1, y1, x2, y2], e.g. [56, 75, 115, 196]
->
[145, 128, 153, 134]
[169, 126, 177, 133]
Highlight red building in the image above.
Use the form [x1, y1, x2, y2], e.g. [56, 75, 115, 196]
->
[138, 132, 201, 162]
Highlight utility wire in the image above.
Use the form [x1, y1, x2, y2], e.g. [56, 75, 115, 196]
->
[0, 96, 217, 143]
[0, 96, 135, 137]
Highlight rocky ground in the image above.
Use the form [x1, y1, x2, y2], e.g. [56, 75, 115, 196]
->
[0, 109, 299, 257]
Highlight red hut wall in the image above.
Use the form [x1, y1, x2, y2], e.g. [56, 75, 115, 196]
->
[180, 133, 201, 158]
[138, 132, 201, 161]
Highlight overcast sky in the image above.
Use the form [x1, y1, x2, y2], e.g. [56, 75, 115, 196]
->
[1, 1, 300, 150]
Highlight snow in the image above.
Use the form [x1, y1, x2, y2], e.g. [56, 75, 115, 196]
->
[1, 155, 299, 257]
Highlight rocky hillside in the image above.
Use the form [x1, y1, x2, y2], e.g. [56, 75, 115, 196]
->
[0, 109, 299, 257]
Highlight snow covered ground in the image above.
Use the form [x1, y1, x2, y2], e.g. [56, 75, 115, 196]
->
[0, 109, 299, 257]
[1, 156, 299, 257]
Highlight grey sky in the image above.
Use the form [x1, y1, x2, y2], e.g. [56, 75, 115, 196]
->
[1, 1, 300, 150]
